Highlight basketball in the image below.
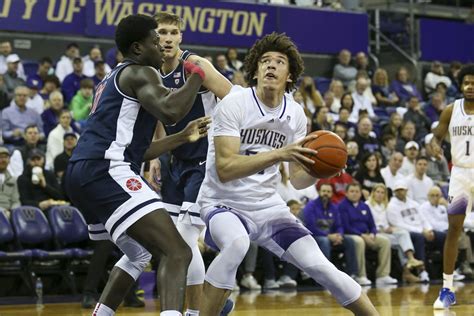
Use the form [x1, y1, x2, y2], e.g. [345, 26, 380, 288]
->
[302, 130, 348, 178]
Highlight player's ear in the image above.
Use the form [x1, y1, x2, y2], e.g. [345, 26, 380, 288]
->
[131, 42, 142, 56]
[286, 73, 292, 83]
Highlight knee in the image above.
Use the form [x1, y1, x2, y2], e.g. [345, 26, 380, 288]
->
[350, 236, 365, 250]
[116, 251, 152, 280]
[228, 235, 251, 262]
[171, 241, 193, 266]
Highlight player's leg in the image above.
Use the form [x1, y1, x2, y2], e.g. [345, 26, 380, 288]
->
[201, 211, 250, 316]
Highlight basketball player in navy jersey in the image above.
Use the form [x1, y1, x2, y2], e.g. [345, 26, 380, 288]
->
[432, 65, 474, 309]
[147, 12, 233, 316]
[65, 15, 207, 316]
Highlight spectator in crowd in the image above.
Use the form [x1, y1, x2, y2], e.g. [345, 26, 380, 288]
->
[380, 134, 397, 163]
[62, 57, 87, 104]
[335, 105, 356, 138]
[355, 52, 375, 79]
[26, 77, 44, 115]
[333, 122, 348, 142]
[302, 183, 358, 278]
[55, 42, 80, 82]
[353, 117, 380, 159]
[390, 66, 423, 105]
[350, 78, 376, 123]
[341, 91, 355, 111]
[318, 170, 354, 204]
[18, 124, 46, 166]
[92, 60, 108, 87]
[404, 96, 431, 141]
[380, 152, 404, 192]
[424, 92, 446, 123]
[214, 53, 234, 81]
[82, 47, 111, 77]
[339, 183, 396, 286]
[0, 146, 21, 216]
[1, 86, 44, 145]
[395, 120, 416, 152]
[311, 106, 332, 132]
[333, 49, 357, 88]
[39, 75, 61, 102]
[354, 152, 385, 200]
[372, 68, 399, 107]
[17, 149, 66, 210]
[45, 110, 77, 170]
[3, 54, 26, 100]
[70, 78, 94, 123]
[27, 57, 53, 88]
[346, 141, 360, 176]
[231, 71, 247, 87]
[328, 80, 344, 113]
[356, 71, 377, 106]
[405, 156, 435, 204]
[298, 75, 324, 116]
[0, 74, 10, 109]
[423, 134, 449, 187]
[424, 61, 452, 95]
[367, 184, 423, 282]
[5, 147, 23, 179]
[0, 41, 25, 79]
[42, 91, 80, 137]
[382, 112, 402, 139]
[226, 48, 243, 71]
[54, 132, 77, 180]
[447, 61, 462, 98]
[398, 141, 419, 177]
[435, 82, 453, 104]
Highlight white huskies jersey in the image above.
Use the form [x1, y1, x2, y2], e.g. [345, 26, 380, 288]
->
[198, 86, 307, 211]
[449, 98, 474, 168]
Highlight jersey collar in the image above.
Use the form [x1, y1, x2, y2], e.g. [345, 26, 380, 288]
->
[251, 87, 287, 119]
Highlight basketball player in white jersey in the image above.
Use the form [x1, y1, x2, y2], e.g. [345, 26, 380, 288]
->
[148, 12, 233, 316]
[432, 65, 474, 309]
[197, 33, 378, 316]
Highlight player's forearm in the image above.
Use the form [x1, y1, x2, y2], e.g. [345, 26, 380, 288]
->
[143, 132, 188, 161]
[289, 162, 317, 190]
[162, 74, 203, 123]
[216, 150, 281, 183]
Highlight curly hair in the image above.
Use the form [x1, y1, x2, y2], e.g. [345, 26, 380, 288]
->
[458, 64, 474, 86]
[244, 32, 304, 92]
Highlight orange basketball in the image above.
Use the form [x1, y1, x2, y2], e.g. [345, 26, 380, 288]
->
[302, 130, 348, 178]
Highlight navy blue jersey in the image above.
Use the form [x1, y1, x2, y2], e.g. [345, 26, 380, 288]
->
[160, 50, 217, 161]
[70, 62, 157, 173]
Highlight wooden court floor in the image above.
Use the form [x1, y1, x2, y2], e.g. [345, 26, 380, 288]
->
[1, 283, 474, 315]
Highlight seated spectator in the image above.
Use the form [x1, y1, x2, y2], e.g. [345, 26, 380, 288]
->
[54, 132, 77, 181]
[345, 141, 360, 176]
[350, 78, 376, 123]
[395, 120, 416, 153]
[298, 76, 324, 116]
[356, 70, 377, 106]
[339, 183, 396, 286]
[214, 54, 234, 81]
[26, 77, 44, 115]
[1, 86, 44, 145]
[42, 91, 79, 137]
[92, 60, 108, 87]
[302, 183, 358, 277]
[381, 152, 405, 192]
[6, 147, 23, 178]
[398, 141, 419, 177]
[62, 57, 88, 104]
[435, 82, 453, 105]
[27, 57, 53, 88]
[367, 184, 423, 282]
[404, 96, 431, 141]
[311, 106, 332, 132]
[405, 156, 434, 204]
[231, 71, 247, 87]
[70, 78, 94, 124]
[0, 146, 21, 217]
[340, 92, 355, 112]
[380, 134, 397, 164]
[423, 134, 449, 187]
[355, 52, 375, 79]
[333, 49, 357, 88]
[334, 106, 356, 138]
[424, 61, 452, 96]
[82, 47, 111, 77]
[447, 61, 462, 99]
[424, 92, 446, 123]
[353, 117, 380, 159]
[17, 149, 67, 210]
[45, 110, 77, 170]
[3, 54, 26, 100]
[354, 153, 385, 200]
[55, 42, 80, 82]
[390, 66, 423, 105]
[317, 170, 354, 204]
[39, 75, 61, 102]
[226, 48, 243, 71]
[372, 68, 399, 107]
[333, 122, 348, 142]
[328, 80, 344, 113]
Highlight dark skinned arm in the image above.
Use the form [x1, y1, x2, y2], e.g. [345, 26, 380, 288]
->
[431, 103, 453, 152]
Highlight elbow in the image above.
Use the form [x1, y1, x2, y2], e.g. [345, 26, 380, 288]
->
[216, 167, 231, 183]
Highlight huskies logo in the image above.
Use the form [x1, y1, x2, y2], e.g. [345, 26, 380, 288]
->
[126, 178, 142, 191]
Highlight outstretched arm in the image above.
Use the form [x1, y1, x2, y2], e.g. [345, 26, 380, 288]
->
[187, 55, 232, 99]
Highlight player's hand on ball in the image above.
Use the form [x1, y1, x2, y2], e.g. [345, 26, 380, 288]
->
[183, 116, 212, 143]
[278, 134, 318, 168]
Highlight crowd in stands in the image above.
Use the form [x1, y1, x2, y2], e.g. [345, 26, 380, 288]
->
[1, 38, 473, 298]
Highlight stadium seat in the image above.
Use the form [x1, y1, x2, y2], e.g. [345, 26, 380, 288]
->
[22, 61, 39, 79]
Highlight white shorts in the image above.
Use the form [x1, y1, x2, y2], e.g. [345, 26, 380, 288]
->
[448, 166, 474, 215]
[202, 203, 311, 258]
[164, 202, 205, 227]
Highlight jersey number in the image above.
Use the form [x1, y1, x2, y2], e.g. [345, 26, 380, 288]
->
[90, 82, 106, 115]
[245, 150, 265, 175]
[467, 141, 471, 156]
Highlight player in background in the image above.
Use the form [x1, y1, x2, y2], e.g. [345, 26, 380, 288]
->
[197, 32, 378, 316]
[65, 14, 207, 316]
[433, 65, 474, 309]
[147, 12, 233, 316]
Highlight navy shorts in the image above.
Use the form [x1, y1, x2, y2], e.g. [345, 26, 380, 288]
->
[65, 159, 164, 242]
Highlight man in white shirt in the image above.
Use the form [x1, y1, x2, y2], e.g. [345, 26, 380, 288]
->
[0, 41, 25, 79]
[399, 141, 419, 176]
[350, 78, 376, 123]
[406, 156, 435, 204]
[82, 47, 111, 77]
[424, 61, 452, 95]
[419, 186, 449, 232]
[55, 43, 80, 82]
[26, 78, 44, 115]
[380, 152, 404, 191]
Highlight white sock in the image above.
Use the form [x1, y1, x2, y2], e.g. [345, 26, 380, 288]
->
[443, 273, 454, 291]
[160, 311, 182, 316]
[92, 303, 115, 316]
[185, 309, 199, 316]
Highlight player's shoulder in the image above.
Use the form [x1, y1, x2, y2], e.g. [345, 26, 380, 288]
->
[221, 85, 249, 102]
[285, 92, 306, 120]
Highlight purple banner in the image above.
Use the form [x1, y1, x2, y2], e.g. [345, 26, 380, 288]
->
[420, 18, 474, 63]
[0, 0, 368, 54]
